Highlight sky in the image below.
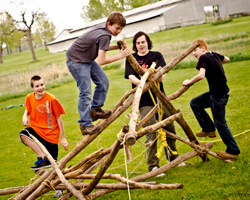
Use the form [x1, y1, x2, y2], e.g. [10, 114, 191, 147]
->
[1, 0, 89, 36]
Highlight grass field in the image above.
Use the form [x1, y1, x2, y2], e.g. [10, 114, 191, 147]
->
[0, 16, 250, 200]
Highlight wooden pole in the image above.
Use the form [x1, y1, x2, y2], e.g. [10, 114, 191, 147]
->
[81, 140, 122, 195]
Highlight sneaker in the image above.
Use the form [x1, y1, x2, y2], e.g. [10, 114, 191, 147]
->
[90, 107, 111, 121]
[177, 162, 186, 167]
[150, 166, 165, 177]
[216, 150, 238, 161]
[30, 156, 51, 170]
[80, 124, 101, 135]
[196, 131, 216, 138]
[53, 190, 63, 198]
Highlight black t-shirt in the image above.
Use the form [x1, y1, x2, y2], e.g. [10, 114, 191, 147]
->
[125, 51, 166, 108]
[196, 52, 229, 98]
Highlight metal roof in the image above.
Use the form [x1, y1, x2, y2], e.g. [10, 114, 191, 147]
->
[48, 0, 187, 45]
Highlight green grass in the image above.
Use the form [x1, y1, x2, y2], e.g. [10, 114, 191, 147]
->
[0, 16, 250, 200]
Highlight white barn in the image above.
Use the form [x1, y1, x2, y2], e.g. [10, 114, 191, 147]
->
[47, 0, 250, 54]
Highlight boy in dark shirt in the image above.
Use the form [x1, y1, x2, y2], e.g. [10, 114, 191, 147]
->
[125, 31, 185, 176]
[66, 12, 131, 135]
[182, 38, 240, 161]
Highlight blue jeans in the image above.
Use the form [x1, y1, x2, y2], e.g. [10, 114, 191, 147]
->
[190, 92, 240, 155]
[66, 58, 109, 126]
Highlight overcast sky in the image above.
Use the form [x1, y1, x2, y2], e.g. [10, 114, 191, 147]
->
[1, 0, 89, 36]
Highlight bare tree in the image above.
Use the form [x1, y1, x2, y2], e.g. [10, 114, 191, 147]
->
[5, 0, 46, 61]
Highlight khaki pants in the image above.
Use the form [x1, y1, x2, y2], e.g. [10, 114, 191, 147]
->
[140, 105, 178, 171]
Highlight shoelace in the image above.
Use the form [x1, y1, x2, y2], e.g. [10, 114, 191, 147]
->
[35, 158, 43, 165]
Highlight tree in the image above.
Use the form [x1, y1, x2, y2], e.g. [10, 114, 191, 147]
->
[128, 0, 161, 9]
[35, 14, 56, 50]
[81, 0, 106, 22]
[0, 12, 15, 63]
[81, 0, 162, 22]
[5, 0, 46, 61]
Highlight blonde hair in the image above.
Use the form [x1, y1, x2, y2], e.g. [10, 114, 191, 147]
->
[192, 38, 208, 50]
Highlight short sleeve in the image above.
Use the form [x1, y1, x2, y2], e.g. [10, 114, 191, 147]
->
[156, 52, 166, 67]
[25, 95, 31, 113]
[97, 35, 110, 51]
[51, 99, 65, 118]
[213, 52, 225, 61]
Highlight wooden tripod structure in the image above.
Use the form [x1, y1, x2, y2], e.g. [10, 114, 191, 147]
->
[0, 41, 230, 200]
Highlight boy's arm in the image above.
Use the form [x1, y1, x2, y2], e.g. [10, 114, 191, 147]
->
[221, 56, 230, 64]
[182, 68, 206, 86]
[109, 40, 128, 50]
[56, 116, 68, 151]
[22, 110, 30, 127]
[98, 47, 131, 65]
[128, 75, 140, 86]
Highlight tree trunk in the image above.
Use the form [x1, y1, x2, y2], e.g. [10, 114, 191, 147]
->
[27, 28, 37, 61]
[0, 44, 3, 64]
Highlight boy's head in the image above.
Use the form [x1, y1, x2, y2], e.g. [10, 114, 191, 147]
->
[133, 31, 153, 54]
[106, 12, 126, 36]
[192, 38, 208, 60]
[30, 75, 45, 98]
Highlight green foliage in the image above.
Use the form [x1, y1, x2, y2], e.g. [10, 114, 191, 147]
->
[81, 0, 162, 21]
[206, 32, 250, 44]
[34, 14, 56, 48]
[211, 17, 233, 26]
[229, 52, 250, 62]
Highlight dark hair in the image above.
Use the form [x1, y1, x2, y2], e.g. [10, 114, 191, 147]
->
[30, 75, 42, 87]
[132, 31, 153, 53]
[106, 12, 126, 27]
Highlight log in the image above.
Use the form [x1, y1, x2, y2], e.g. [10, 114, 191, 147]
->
[81, 140, 122, 195]
[92, 142, 212, 199]
[137, 113, 182, 139]
[63, 147, 106, 173]
[29, 135, 85, 200]
[136, 104, 158, 131]
[148, 79, 209, 162]
[163, 129, 232, 162]
[129, 62, 156, 133]
[167, 85, 190, 100]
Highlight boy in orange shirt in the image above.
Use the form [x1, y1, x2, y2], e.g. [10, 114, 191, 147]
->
[20, 75, 68, 170]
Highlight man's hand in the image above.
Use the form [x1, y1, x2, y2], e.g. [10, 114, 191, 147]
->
[60, 138, 69, 151]
[156, 74, 165, 83]
[182, 79, 191, 86]
[119, 46, 131, 58]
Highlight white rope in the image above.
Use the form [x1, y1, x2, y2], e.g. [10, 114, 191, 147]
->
[123, 142, 131, 200]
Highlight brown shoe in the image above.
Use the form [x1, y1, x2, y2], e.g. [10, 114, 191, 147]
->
[216, 150, 238, 161]
[90, 107, 111, 121]
[80, 124, 101, 135]
[196, 131, 216, 138]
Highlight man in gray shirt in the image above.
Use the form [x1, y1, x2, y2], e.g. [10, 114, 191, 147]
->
[66, 12, 130, 135]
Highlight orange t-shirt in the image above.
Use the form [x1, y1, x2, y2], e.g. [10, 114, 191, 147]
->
[25, 92, 65, 144]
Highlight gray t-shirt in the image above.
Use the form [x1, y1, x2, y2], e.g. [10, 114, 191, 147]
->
[66, 23, 111, 63]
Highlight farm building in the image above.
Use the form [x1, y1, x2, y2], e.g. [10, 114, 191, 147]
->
[47, 0, 250, 54]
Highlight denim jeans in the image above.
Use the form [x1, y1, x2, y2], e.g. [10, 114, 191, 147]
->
[66, 58, 109, 126]
[140, 105, 178, 171]
[190, 92, 240, 155]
